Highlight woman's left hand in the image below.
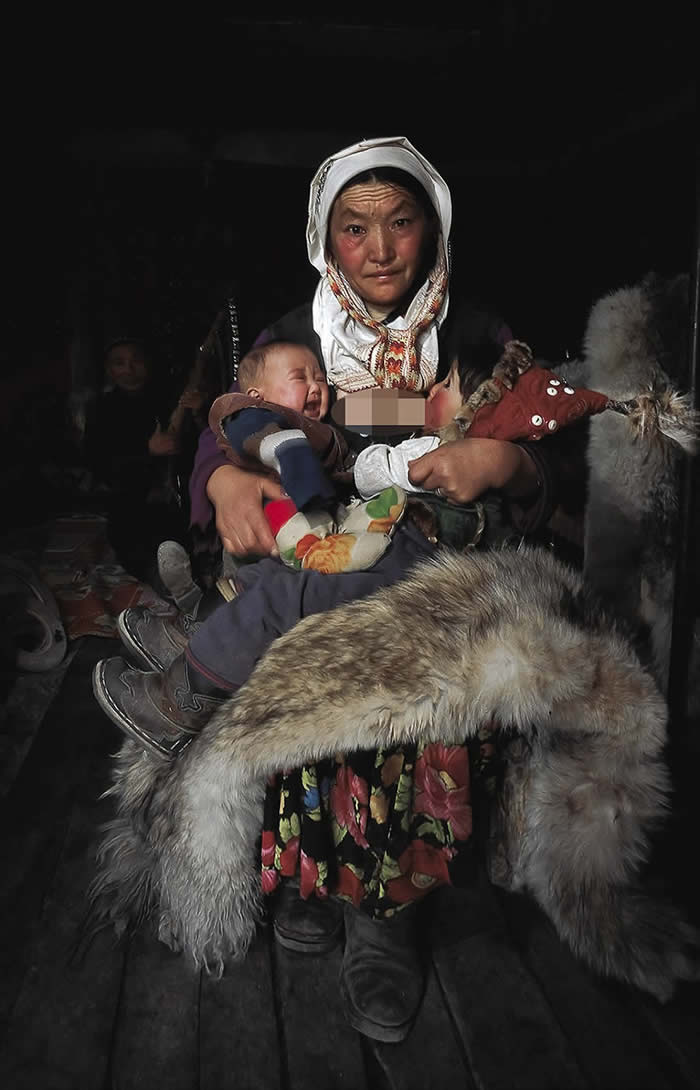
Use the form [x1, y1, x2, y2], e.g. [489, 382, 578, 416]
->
[407, 438, 538, 503]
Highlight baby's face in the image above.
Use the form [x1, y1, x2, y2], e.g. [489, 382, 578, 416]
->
[253, 347, 329, 421]
[424, 361, 463, 431]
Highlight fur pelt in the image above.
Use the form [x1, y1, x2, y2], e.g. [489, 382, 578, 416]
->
[579, 272, 699, 702]
[89, 544, 699, 1001]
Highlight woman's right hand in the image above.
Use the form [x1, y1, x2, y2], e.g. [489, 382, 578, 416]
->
[206, 464, 285, 557]
[407, 437, 538, 502]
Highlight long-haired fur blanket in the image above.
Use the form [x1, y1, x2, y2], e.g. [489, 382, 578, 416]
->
[89, 544, 699, 1002]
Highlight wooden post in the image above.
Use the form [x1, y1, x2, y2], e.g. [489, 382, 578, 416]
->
[668, 142, 700, 729]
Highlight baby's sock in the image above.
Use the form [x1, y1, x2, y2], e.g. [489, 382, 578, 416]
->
[264, 498, 335, 567]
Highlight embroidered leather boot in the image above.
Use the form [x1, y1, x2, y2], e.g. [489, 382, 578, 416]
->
[118, 574, 238, 673]
[340, 903, 425, 1042]
[92, 652, 229, 759]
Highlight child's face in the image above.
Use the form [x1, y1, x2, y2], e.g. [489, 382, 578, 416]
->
[424, 361, 463, 431]
[105, 343, 149, 392]
[249, 347, 329, 421]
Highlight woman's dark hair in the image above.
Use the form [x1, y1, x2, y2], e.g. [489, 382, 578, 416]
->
[337, 167, 438, 225]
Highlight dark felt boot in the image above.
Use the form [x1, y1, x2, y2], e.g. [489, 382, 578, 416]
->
[272, 881, 344, 954]
[340, 903, 425, 1042]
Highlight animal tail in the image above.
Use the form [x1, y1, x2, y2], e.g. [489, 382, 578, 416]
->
[519, 743, 700, 1001]
[84, 742, 165, 945]
[609, 386, 700, 455]
[541, 880, 700, 1002]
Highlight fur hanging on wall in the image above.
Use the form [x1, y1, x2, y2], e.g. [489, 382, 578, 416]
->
[88, 544, 699, 1002]
[579, 272, 699, 705]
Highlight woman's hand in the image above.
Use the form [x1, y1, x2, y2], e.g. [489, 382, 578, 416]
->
[206, 463, 286, 557]
[148, 423, 179, 457]
[407, 438, 538, 504]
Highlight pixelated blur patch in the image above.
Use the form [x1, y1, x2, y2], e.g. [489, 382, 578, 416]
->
[331, 389, 426, 436]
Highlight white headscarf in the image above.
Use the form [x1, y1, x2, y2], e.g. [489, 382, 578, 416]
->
[307, 136, 452, 394]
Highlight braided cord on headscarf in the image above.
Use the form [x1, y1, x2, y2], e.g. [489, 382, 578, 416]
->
[325, 251, 448, 392]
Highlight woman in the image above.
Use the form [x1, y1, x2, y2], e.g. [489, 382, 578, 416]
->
[96, 137, 568, 1042]
[191, 137, 549, 555]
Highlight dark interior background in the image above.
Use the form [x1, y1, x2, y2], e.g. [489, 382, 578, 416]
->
[2, 7, 697, 512]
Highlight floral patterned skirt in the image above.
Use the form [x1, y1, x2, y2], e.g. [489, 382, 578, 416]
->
[261, 727, 501, 918]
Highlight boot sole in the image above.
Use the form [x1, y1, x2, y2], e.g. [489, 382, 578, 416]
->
[92, 659, 183, 761]
[117, 611, 168, 673]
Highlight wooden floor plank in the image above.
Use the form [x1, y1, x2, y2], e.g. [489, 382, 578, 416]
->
[0, 647, 75, 796]
[430, 879, 589, 1090]
[0, 802, 126, 1090]
[0, 808, 76, 1029]
[110, 928, 201, 1090]
[366, 959, 474, 1090]
[199, 926, 282, 1090]
[274, 940, 369, 1090]
[0, 636, 123, 1030]
[625, 988, 700, 1090]
[496, 887, 688, 1090]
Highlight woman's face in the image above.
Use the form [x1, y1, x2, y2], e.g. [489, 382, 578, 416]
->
[328, 181, 432, 319]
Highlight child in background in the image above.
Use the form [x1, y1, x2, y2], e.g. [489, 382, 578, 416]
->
[83, 337, 191, 583]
